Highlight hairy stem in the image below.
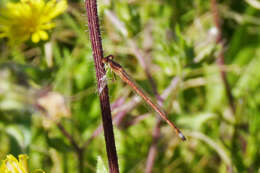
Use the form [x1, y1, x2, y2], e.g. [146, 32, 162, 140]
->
[85, 0, 119, 172]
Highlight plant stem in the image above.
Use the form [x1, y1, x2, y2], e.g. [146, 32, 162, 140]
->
[210, 0, 236, 115]
[57, 122, 84, 173]
[211, 1, 237, 172]
[57, 122, 81, 152]
[77, 148, 85, 173]
[145, 118, 161, 173]
[84, 0, 119, 173]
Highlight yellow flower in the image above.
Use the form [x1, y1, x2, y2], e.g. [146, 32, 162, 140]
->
[0, 154, 45, 173]
[0, 0, 67, 45]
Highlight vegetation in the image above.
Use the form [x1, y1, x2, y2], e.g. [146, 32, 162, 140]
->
[0, 0, 259, 172]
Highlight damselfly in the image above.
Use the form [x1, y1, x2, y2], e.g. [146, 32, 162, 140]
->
[102, 55, 186, 141]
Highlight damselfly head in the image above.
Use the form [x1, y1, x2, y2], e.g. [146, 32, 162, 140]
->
[102, 55, 114, 64]
[179, 132, 186, 141]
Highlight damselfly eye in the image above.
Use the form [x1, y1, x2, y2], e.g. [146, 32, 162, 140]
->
[108, 55, 114, 60]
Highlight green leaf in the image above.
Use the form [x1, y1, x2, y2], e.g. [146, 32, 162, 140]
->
[5, 125, 25, 149]
[46, 137, 71, 152]
[32, 169, 45, 173]
[178, 112, 216, 130]
[96, 156, 108, 173]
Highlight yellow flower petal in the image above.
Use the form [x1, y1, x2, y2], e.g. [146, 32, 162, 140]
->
[49, 0, 67, 18]
[0, 154, 45, 173]
[32, 32, 40, 43]
[5, 154, 26, 173]
[18, 155, 29, 173]
[38, 30, 49, 40]
[40, 23, 56, 30]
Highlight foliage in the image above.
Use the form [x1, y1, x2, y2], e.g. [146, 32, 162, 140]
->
[0, 0, 259, 172]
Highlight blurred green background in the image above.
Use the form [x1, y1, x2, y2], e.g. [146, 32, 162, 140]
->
[0, 0, 260, 172]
